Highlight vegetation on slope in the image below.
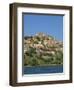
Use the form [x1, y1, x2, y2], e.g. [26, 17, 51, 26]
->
[24, 33, 63, 67]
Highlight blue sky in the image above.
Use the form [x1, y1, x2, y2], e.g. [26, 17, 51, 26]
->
[23, 14, 63, 41]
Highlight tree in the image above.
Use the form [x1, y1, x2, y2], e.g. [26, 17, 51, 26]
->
[54, 51, 63, 64]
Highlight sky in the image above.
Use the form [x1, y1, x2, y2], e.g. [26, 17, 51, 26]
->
[23, 14, 63, 41]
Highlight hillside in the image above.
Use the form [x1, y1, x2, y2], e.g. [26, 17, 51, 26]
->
[24, 33, 63, 67]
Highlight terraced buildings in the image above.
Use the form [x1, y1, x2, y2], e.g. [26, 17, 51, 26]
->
[24, 33, 63, 66]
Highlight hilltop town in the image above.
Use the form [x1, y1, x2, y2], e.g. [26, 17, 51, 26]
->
[24, 33, 63, 67]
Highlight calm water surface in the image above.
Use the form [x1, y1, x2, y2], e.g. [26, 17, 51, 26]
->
[24, 65, 63, 74]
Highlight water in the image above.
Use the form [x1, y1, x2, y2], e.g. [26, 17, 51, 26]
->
[24, 65, 63, 74]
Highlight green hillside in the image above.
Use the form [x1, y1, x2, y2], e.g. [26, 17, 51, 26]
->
[24, 33, 63, 67]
